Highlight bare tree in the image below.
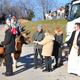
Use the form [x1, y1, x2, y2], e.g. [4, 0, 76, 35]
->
[17, 0, 35, 19]
[0, 0, 35, 20]
[36, 0, 57, 19]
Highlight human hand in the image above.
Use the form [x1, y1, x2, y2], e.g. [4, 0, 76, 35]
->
[75, 46, 79, 50]
[36, 41, 38, 44]
[0, 42, 1, 44]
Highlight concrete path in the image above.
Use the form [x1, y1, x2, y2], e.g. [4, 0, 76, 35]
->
[0, 25, 80, 80]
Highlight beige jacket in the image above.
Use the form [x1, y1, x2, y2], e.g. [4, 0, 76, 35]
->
[38, 33, 55, 56]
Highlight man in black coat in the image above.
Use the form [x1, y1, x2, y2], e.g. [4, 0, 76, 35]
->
[0, 25, 15, 76]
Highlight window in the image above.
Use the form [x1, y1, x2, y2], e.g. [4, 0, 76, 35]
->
[70, 3, 80, 20]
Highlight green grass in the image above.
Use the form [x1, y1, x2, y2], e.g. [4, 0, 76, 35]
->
[22, 18, 67, 42]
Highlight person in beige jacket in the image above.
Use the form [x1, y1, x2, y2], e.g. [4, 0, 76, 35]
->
[36, 29, 55, 72]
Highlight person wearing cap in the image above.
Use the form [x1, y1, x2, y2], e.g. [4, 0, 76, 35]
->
[32, 25, 45, 69]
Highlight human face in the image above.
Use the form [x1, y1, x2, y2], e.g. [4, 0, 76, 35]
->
[74, 25, 79, 31]
[4, 25, 8, 31]
[54, 29, 57, 34]
[38, 29, 41, 32]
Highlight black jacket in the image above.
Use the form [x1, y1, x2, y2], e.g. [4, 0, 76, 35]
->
[52, 31, 63, 57]
[66, 31, 80, 55]
[66, 31, 75, 52]
[1, 29, 15, 54]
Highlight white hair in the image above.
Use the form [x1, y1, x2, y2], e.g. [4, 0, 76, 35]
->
[5, 24, 9, 29]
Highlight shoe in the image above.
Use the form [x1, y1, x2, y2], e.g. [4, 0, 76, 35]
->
[4, 73, 13, 77]
[48, 69, 52, 72]
[53, 65, 58, 68]
[42, 69, 48, 72]
[39, 66, 43, 69]
[57, 64, 62, 67]
[2, 72, 7, 75]
[33, 66, 37, 69]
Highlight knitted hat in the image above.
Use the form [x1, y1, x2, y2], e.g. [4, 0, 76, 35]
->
[37, 25, 42, 29]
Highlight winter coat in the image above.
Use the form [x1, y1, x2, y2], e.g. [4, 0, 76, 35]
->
[52, 31, 63, 58]
[11, 18, 17, 27]
[12, 27, 17, 35]
[32, 30, 45, 49]
[1, 29, 15, 54]
[38, 33, 55, 56]
[17, 24, 22, 32]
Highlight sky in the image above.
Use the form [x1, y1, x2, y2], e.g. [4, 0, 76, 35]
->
[32, 0, 71, 21]
[14, 0, 71, 21]
[58, 0, 70, 4]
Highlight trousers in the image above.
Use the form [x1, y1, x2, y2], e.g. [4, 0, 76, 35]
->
[5, 53, 13, 74]
[45, 56, 51, 70]
[34, 48, 43, 66]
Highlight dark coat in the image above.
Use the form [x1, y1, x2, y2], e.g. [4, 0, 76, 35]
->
[77, 40, 80, 56]
[66, 31, 76, 53]
[1, 29, 15, 54]
[52, 31, 63, 58]
[66, 31, 80, 55]
[32, 30, 45, 49]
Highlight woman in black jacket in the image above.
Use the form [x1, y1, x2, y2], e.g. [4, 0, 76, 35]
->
[52, 28, 63, 68]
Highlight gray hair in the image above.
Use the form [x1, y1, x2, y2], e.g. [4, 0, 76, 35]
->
[5, 24, 9, 29]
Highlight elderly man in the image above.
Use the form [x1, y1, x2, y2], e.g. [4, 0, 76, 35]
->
[0, 25, 15, 76]
[32, 25, 45, 69]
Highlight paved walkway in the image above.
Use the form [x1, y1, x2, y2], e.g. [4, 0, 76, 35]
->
[0, 25, 80, 80]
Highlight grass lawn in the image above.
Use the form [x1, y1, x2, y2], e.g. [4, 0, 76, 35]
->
[22, 18, 67, 42]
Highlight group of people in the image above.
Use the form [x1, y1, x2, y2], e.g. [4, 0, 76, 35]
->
[6, 14, 22, 37]
[0, 15, 80, 77]
[32, 25, 63, 72]
[32, 23, 80, 77]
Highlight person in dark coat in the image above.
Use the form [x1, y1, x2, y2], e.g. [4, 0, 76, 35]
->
[32, 25, 45, 69]
[52, 28, 63, 68]
[0, 25, 15, 76]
